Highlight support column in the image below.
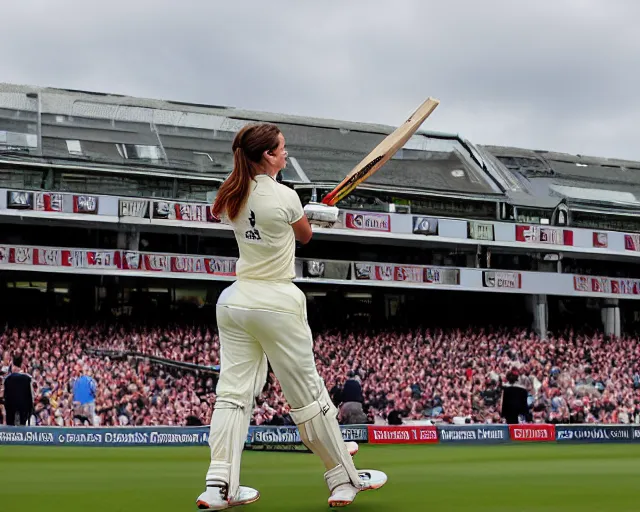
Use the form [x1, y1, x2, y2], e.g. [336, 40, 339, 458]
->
[117, 228, 140, 251]
[528, 294, 548, 340]
[601, 299, 621, 338]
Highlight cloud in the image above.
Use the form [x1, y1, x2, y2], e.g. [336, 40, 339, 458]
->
[2, 0, 640, 159]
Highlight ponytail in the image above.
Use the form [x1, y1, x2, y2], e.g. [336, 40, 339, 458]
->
[212, 123, 281, 222]
[212, 147, 254, 221]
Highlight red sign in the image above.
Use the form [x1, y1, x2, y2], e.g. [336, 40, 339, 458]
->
[574, 275, 640, 296]
[205, 257, 237, 276]
[367, 425, 438, 444]
[36, 192, 63, 212]
[593, 232, 608, 248]
[73, 195, 99, 214]
[515, 225, 573, 246]
[35, 248, 62, 266]
[509, 424, 555, 442]
[345, 212, 391, 232]
[143, 254, 171, 272]
[171, 256, 207, 273]
[590, 277, 611, 294]
[394, 265, 423, 283]
[625, 234, 640, 251]
[7, 247, 34, 264]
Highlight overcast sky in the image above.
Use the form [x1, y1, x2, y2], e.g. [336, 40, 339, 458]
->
[2, 1, 639, 160]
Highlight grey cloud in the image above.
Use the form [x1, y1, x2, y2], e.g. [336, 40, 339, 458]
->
[1, 0, 640, 160]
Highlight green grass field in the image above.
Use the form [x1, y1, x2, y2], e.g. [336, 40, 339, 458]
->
[1, 444, 639, 511]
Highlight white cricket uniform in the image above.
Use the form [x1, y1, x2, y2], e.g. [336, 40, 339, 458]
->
[205, 175, 373, 504]
[205, 175, 328, 497]
[214, 174, 324, 409]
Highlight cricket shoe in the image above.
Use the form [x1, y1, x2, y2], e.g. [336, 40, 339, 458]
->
[325, 467, 387, 508]
[196, 485, 260, 510]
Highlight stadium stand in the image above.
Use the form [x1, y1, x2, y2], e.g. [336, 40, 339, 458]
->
[2, 84, 640, 430]
[2, 320, 639, 427]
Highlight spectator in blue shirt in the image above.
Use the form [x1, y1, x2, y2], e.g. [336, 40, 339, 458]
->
[72, 367, 97, 426]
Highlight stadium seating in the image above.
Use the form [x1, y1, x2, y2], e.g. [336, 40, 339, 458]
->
[2, 323, 640, 426]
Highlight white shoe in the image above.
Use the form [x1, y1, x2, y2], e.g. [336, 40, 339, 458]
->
[196, 485, 260, 510]
[358, 469, 387, 492]
[326, 468, 387, 508]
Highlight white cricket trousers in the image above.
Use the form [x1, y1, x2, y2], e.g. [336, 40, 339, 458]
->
[206, 280, 329, 494]
[213, 281, 324, 410]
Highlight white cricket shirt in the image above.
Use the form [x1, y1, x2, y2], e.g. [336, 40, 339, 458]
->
[228, 174, 304, 282]
[217, 174, 308, 315]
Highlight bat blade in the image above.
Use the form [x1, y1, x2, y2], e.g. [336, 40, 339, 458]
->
[321, 97, 440, 206]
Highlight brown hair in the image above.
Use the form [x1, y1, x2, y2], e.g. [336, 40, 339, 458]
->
[212, 123, 281, 221]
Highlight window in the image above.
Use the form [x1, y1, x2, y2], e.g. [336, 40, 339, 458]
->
[116, 144, 162, 161]
[66, 140, 82, 155]
[0, 131, 38, 149]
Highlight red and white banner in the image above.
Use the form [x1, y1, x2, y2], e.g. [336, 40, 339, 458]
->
[509, 424, 555, 442]
[593, 232, 608, 248]
[6, 191, 64, 212]
[152, 201, 218, 223]
[171, 256, 206, 274]
[573, 276, 589, 292]
[142, 254, 171, 272]
[0, 244, 237, 277]
[515, 225, 573, 246]
[64, 250, 120, 268]
[574, 275, 640, 296]
[354, 263, 394, 281]
[624, 234, 640, 252]
[354, 263, 459, 285]
[483, 271, 522, 289]
[174, 204, 207, 222]
[1, 246, 35, 265]
[35, 248, 62, 266]
[205, 257, 237, 276]
[35, 193, 63, 212]
[122, 251, 143, 270]
[590, 276, 612, 294]
[367, 425, 438, 444]
[73, 195, 99, 214]
[0, 246, 120, 268]
[612, 279, 640, 295]
[344, 212, 391, 232]
[394, 265, 423, 283]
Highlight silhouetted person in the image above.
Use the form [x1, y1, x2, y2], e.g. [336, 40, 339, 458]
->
[3, 355, 34, 426]
[500, 370, 531, 424]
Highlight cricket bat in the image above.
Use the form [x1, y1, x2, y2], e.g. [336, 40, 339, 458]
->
[321, 97, 440, 206]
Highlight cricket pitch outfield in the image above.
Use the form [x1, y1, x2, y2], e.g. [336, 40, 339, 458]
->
[1, 443, 639, 511]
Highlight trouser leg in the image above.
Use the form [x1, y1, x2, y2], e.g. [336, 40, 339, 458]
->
[205, 305, 268, 499]
[5, 407, 16, 426]
[241, 306, 363, 491]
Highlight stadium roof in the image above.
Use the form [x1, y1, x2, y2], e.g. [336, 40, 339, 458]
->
[0, 83, 505, 199]
[483, 145, 640, 212]
[2, 82, 639, 213]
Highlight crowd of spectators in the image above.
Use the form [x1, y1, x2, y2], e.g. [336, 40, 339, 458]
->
[2, 321, 640, 427]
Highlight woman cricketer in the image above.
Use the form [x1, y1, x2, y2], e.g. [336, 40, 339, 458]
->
[196, 123, 387, 510]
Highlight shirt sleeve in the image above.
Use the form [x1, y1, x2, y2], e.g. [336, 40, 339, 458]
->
[282, 187, 305, 224]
